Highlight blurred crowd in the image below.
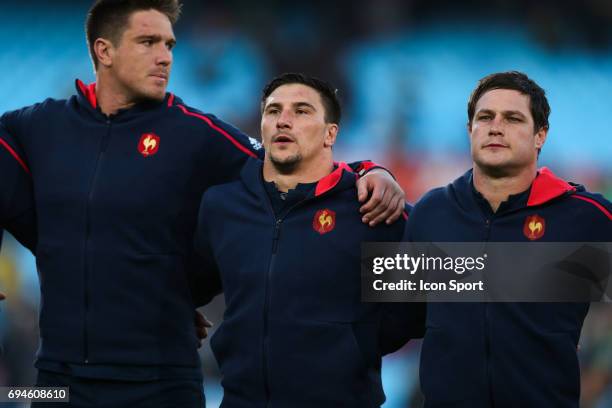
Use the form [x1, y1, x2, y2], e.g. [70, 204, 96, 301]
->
[0, 1, 610, 407]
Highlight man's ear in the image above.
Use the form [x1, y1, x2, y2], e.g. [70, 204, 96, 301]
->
[94, 38, 115, 68]
[534, 127, 548, 150]
[324, 124, 338, 148]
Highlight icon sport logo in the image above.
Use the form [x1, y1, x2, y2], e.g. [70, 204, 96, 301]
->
[313, 209, 336, 235]
[138, 133, 160, 157]
[523, 214, 545, 240]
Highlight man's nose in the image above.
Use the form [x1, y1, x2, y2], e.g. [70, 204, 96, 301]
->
[488, 115, 504, 136]
[277, 110, 292, 129]
[156, 45, 172, 66]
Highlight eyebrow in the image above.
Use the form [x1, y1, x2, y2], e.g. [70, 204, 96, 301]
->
[476, 109, 527, 118]
[135, 34, 176, 46]
[265, 101, 317, 111]
[502, 110, 526, 117]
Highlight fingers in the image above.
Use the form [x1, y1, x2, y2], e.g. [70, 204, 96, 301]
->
[361, 185, 391, 226]
[371, 193, 404, 226]
[358, 177, 384, 215]
[393, 197, 406, 223]
[384, 192, 406, 225]
[195, 311, 213, 328]
[357, 176, 369, 203]
[195, 311, 213, 346]
[357, 170, 406, 226]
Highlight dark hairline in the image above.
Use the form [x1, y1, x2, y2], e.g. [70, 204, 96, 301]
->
[261, 73, 341, 125]
[467, 72, 550, 133]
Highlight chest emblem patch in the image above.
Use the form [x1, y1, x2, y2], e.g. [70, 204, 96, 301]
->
[523, 214, 545, 240]
[138, 133, 160, 157]
[313, 209, 336, 235]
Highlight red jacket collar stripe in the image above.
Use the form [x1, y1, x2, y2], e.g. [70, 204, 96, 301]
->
[76, 79, 176, 110]
[176, 104, 258, 158]
[76, 79, 98, 109]
[527, 167, 575, 207]
[315, 162, 353, 197]
[570, 195, 612, 220]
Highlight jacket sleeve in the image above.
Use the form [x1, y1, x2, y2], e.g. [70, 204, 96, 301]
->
[0, 125, 36, 252]
[1, 107, 32, 144]
[346, 160, 396, 179]
[191, 190, 224, 307]
[379, 302, 426, 355]
[572, 192, 612, 241]
[199, 113, 264, 186]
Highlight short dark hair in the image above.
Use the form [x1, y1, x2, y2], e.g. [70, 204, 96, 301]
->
[467, 71, 550, 133]
[86, 0, 182, 69]
[261, 73, 342, 124]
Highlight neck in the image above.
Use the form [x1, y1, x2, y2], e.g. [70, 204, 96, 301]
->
[263, 155, 334, 193]
[472, 163, 537, 212]
[95, 73, 137, 116]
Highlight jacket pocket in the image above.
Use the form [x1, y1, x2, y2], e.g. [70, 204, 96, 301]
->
[268, 319, 372, 404]
[420, 327, 487, 404]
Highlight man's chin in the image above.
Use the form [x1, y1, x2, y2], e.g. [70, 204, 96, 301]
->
[270, 154, 301, 175]
[135, 89, 167, 104]
[475, 160, 520, 178]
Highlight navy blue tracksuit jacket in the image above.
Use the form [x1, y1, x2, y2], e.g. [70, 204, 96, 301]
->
[0, 80, 264, 380]
[406, 168, 612, 408]
[0, 127, 36, 251]
[195, 158, 425, 407]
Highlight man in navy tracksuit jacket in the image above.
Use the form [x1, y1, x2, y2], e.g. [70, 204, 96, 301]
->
[195, 74, 425, 407]
[0, 2, 404, 405]
[406, 71, 612, 407]
[2, 81, 263, 404]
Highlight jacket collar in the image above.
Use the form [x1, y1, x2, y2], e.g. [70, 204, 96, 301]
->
[526, 167, 576, 206]
[240, 157, 356, 200]
[76, 80, 98, 109]
[75, 79, 175, 120]
[452, 167, 575, 213]
[314, 162, 353, 196]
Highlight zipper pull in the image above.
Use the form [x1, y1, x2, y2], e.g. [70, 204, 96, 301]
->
[272, 219, 282, 253]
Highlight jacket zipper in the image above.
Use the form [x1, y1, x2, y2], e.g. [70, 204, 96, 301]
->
[261, 192, 319, 405]
[482, 204, 534, 407]
[483, 217, 495, 407]
[82, 118, 112, 363]
[262, 218, 282, 404]
[479, 194, 571, 407]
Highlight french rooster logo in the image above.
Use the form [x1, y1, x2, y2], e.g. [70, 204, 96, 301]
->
[528, 219, 542, 235]
[319, 211, 333, 228]
[142, 136, 157, 154]
[313, 209, 336, 234]
[523, 215, 545, 240]
[138, 133, 160, 157]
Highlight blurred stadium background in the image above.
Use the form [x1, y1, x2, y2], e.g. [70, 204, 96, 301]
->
[0, 0, 610, 407]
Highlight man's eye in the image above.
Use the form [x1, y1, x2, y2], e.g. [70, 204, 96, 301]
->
[508, 117, 521, 123]
[142, 40, 153, 46]
[478, 115, 491, 121]
[296, 109, 308, 115]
